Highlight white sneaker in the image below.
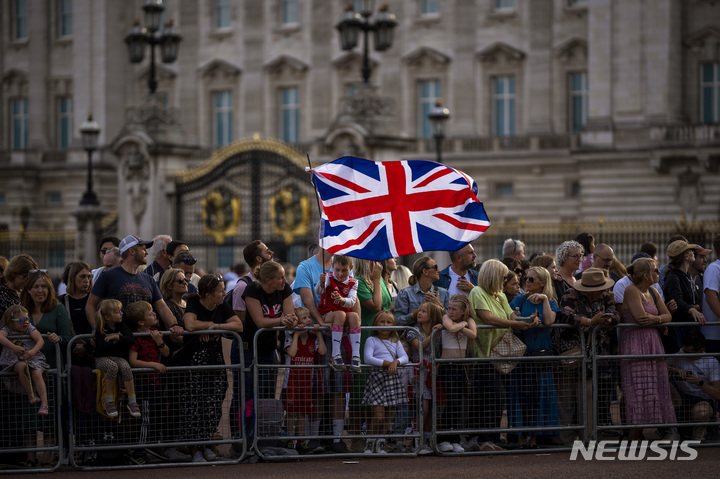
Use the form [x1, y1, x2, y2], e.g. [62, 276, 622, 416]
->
[418, 439, 433, 455]
[192, 451, 206, 463]
[364, 440, 375, 454]
[375, 440, 388, 454]
[451, 443, 465, 453]
[437, 441, 454, 452]
[202, 447, 216, 461]
[163, 448, 191, 461]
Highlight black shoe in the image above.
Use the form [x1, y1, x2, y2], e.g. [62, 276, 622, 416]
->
[306, 440, 325, 454]
[296, 443, 312, 455]
[331, 441, 350, 453]
[128, 450, 147, 465]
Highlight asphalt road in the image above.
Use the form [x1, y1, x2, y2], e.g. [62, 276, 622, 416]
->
[41, 447, 720, 479]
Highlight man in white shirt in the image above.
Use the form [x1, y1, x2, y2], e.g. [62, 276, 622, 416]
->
[702, 235, 720, 352]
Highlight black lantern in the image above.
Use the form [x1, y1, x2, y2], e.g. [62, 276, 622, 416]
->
[124, 0, 182, 95]
[428, 99, 450, 164]
[335, 2, 397, 84]
[79, 114, 101, 206]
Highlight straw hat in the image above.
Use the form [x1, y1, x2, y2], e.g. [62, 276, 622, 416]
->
[574, 267, 615, 292]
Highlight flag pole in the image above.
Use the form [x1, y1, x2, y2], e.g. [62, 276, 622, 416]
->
[307, 154, 327, 309]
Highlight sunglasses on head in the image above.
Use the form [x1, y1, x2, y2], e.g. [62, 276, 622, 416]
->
[28, 269, 48, 275]
[12, 317, 29, 324]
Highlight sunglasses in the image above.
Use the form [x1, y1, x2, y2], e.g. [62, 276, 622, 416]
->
[425, 264, 439, 270]
[526, 277, 537, 283]
[176, 278, 188, 285]
[514, 268, 523, 275]
[100, 248, 110, 255]
[28, 269, 49, 275]
[180, 258, 197, 265]
[12, 317, 29, 324]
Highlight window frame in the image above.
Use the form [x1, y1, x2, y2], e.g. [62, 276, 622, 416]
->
[212, 90, 234, 148]
[280, 0, 299, 26]
[418, 79, 441, 139]
[278, 86, 300, 144]
[57, 96, 73, 149]
[13, 0, 28, 41]
[568, 71, 589, 133]
[491, 75, 516, 137]
[58, 0, 73, 37]
[214, 0, 232, 29]
[701, 63, 720, 124]
[11, 97, 29, 150]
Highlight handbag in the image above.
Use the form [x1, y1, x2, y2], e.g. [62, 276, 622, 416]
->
[486, 330, 526, 374]
[559, 346, 583, 371]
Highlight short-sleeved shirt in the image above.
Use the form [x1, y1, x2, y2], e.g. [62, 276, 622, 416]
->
[231, 273, 255, 312]
[131, 328, 163, 386]
[91, 267, 163, 324]
[669, 350, 720, 400]
[242, 282, 293, 355]
[469, 287, 513, 358]
[702, 260, 720, 340]
[184, 295, 236, 351]
[293, 256, 326, 309]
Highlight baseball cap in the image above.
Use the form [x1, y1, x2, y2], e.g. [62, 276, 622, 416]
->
[118, 235, 154, 254]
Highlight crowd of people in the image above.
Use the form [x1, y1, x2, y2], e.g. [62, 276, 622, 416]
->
[0, 231, 719, 466]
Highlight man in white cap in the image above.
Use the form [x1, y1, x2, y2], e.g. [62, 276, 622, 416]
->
[85, 235, 183, 336]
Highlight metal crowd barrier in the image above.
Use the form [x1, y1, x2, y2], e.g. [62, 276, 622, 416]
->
[430, 323, 587, 455]
[592, 321, 720, 445]
[65, 331, 245, 470]
[252, 325, 423, 459]
[0, 336, 63, 474]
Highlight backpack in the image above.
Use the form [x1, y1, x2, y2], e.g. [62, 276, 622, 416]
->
[223, 275, 253, 310]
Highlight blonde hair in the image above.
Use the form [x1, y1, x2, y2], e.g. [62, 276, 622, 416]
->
[2, 305, 28, 329]
[478, 259, 508, 295]
[96, 299, 122, 335]
[391, 264, 412, 290]
[527, 266, 555, 300]
[352, 258, 376, 292]
[294, 306, 310, 317]
[627, 258, 656, 285]
[371, 311, 399, 342]
[255, 261, 284, 284]
[160, 268, 185, 300]
[448, 294, 471, 322]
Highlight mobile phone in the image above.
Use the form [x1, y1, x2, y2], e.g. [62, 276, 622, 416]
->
[516, 316, 534, 323]
[601, 312, 613, 317]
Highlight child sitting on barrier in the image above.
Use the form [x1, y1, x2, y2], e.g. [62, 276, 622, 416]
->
[127, 301, 169, 449]
[362, 311, 409, 454]
[0, 305, 50, 415]
[315, 255, 361, 372]
[95, 299, 141, 418]
[438, 294, 477, 453]
[284, 306, 327, 454]
[407, 300, 444, 454]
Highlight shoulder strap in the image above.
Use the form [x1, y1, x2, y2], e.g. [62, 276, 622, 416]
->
[649, 287, 657, 304]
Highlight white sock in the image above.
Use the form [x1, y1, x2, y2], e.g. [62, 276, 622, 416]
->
[350, 330, 361, 358]
[333, 419, 344, 442]
[310, 419, 320, 436]
[331, 327, 343, 358]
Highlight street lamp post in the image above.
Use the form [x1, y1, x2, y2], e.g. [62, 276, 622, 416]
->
[428, 99, 450, 164]
[335, 1, 397, 84]
[79, 114, 100, 206]
[124, 0, 182, 95]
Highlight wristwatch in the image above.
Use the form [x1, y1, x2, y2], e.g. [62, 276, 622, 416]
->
[698, 380, 705, 387]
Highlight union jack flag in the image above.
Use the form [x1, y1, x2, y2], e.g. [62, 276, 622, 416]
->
[308, 156, 491, 261]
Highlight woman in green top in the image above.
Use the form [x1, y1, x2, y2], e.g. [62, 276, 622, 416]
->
[468, 259, 536, 451]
